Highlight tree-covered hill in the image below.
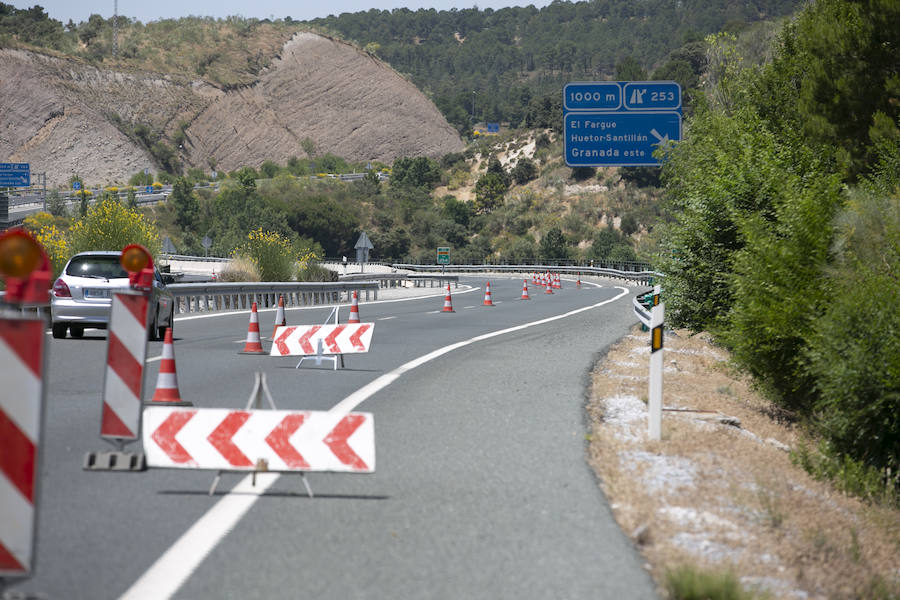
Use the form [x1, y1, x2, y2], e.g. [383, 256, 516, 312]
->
[310, 1, 803, 131]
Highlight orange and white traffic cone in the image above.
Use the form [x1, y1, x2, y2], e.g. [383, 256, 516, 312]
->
[239, 302, 266, 354]
[545, 280, 554, 294]
[348, 290, 360, 324]
[554, 273, 562, 289]
[149, 328, 192, 406]
[482, 281, 495, 306]
[576, 274, 582, 289]
[521, 280, 530, 300]
[441, 283, 455, 313]
[271, 294, 286, 338]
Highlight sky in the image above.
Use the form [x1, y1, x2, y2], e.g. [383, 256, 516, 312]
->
[13, 1, 555, 25]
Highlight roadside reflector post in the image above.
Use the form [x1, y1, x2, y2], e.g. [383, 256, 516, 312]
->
[648, 284, 664, 441]
[0, 228, 51, 584]
[85, 244, 155, 471]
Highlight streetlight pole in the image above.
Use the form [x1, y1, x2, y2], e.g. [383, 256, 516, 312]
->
[472, 90, 476, 126]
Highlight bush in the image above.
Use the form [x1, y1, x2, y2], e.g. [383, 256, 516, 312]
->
[297, 262, 338, 282]
[804, 190, 900, 478]
[217, 256, 260, 282]
[24, 215, 69, 279]
[232, 228, 296, 281]
[665, 565, 760, 600]
[68, 197, 161, 256]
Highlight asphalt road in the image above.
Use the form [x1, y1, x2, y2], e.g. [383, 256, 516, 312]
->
[9, 276, 658, 599]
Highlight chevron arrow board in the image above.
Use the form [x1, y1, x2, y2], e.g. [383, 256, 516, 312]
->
[143, 407, 374, 473]
[270, 323, 374, 356]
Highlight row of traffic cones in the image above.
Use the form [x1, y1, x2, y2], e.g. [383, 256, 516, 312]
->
[441, 276, 582, 311]
[150, 290, 367, 405]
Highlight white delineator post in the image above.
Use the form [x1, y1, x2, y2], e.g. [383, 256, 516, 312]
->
[648, 285, 664, 441]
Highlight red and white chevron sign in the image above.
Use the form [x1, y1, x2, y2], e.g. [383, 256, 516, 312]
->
[143, 407, 375, 473]
[270, 323, 374, 356]
[101, 292, 149, 441]
[0, 317, 45, 576]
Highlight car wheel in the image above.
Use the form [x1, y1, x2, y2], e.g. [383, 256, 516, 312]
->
[52, 322, 68, 339]
[69, 324, 84, 338]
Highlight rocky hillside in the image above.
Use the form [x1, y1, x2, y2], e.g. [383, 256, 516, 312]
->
[1, 32, 464, 186]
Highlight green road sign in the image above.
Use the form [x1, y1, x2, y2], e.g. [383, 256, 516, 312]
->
[437, 247, 450, 265]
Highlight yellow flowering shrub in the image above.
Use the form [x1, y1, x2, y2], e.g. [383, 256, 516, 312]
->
[68, 197, 161, 256]
[232, 229, 296, 281]
[34, 224, 69, 279]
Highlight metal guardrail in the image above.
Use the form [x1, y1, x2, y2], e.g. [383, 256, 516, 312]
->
[167, 281, 380, 315]
[339, 272, 459, 289]
[393, 264, 659, 284]
[633, 291, 653, 327]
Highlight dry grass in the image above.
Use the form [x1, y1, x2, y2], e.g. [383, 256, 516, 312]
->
[588, 326, 900, 599]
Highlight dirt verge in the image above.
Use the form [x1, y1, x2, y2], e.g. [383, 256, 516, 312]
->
[588, 326, 900, 599]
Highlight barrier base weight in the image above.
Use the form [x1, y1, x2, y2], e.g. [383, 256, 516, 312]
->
[83, 451, 146, 471]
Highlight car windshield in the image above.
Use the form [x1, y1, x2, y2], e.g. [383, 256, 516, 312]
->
[66, 255, 129, 279]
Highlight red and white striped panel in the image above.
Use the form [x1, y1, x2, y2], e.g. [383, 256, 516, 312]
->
[0, 317, 45, 576]
[270, 324, 374, 357]
[143, 407, 374, 473]
[101, 292, 149, 441]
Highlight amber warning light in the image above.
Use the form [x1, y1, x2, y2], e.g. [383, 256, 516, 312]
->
[120, 243, 154, 290]
[0, 228, 51, 305]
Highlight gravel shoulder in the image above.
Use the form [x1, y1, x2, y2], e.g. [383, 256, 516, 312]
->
[587, 327, 900, 599]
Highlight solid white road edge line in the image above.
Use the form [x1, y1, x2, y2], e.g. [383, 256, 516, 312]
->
[117, 473, 279, 600]
[120, 285, 629, 599]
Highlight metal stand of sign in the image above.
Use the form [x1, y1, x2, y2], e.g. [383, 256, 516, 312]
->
[295, 306, 345, 371]
[208, 372, 314, 498]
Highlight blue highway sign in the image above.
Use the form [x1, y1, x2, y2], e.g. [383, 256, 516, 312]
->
[0, 163, 30, 187]
[564, 112, 681, 167]
[623, 82, 681, 110]
[563, 83, 621, 111]
[72, 181, 81, 190]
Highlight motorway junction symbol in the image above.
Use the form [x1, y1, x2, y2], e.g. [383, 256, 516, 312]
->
[563, 81, 682, 167]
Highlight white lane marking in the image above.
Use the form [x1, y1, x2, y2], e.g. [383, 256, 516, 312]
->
[118, 473, 279, 600]
[377, 316, 397, 321]
[173, 286, 480, 322]
[121, 286, 629, 599]
[330, 287, 629, 415]
[146, 355, 162, 363]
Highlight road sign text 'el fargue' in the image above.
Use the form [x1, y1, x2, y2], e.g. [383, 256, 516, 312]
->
[563, 81, 682, 168]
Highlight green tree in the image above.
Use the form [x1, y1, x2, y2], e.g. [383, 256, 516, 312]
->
[539, 227, 569, 261]
[511, 158, 538, 185]
[391, 156, 441, 189]
[473, 172, 507, 214]
[169, 177, 198, 230]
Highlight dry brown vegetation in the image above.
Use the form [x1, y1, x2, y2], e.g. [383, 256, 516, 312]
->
[588, 326, 900, 599]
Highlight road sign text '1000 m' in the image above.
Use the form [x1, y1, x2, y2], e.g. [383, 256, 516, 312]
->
[564, 81, 681, 167]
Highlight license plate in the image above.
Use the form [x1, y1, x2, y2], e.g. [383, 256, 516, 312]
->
[84, 288, 111, 299]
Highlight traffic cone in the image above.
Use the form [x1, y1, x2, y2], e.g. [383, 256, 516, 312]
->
[577, 274, 582, 289]
[441, 283, 455, 313]
[271, 294, 286, 338]
[521, 280, 530, 300]
[482, 281, 495, 306]
[239, 302, 266, 354]
[554, 273, 562, 289]
[545, 280, 554, 294]
[149, 328, 192, 406]
[348, 290, 360, 324]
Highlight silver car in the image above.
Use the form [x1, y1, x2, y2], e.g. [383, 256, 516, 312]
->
[50, 251, 175, 340]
